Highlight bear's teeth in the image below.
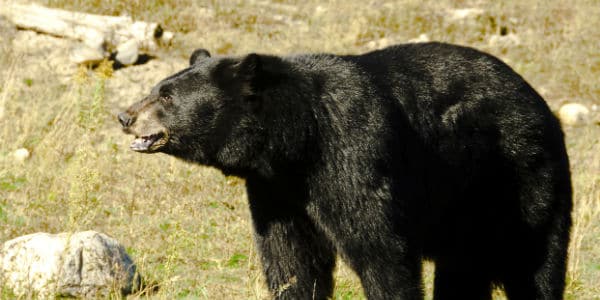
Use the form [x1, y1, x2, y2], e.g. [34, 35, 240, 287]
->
[129, 133, 164, 152]
[130, 137, 153, 151]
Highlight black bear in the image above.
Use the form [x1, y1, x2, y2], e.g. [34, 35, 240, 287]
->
[118, 42, 572, 299]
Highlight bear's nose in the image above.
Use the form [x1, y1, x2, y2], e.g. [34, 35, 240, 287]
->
[118, 112, 133, 127]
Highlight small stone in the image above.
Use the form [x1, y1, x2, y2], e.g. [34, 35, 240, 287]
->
[446, 8, 485, 22]
[558, 103, 590, 126]
[81, 29, 106, 51]
[408, 34, 430, 43]
[314, 5, 327, 16]
[116, 39, 139, 66]
[160, 31, 174, 46]
[366, 38, 391, 50]
[13, 148, 30, 162]
[488, 33, 521, 48]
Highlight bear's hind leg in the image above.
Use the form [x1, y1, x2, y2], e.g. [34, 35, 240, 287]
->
[501, 222, 570, 300]
[433, 259, 492, 300]
[501, 272, 538, 300]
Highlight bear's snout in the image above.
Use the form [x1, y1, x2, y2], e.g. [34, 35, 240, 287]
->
[118, 102, 169, 153]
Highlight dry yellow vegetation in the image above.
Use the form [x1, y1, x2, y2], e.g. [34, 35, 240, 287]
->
[1, 0, 598, 299]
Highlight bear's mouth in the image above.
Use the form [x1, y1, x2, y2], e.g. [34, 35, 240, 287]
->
[130, 132, 167, 153]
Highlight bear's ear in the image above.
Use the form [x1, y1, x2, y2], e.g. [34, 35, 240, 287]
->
[213, 53, 275, 97]
[234, 53, 261, 80]
[189, 48, 211, 66]
[230, 54, 263, 96]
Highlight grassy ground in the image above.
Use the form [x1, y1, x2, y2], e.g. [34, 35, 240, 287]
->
[1, 0, 599, 299]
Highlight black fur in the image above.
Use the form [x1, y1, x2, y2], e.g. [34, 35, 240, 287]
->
[120, 42, 572, 299]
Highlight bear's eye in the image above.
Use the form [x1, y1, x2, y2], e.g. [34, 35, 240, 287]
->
[159, 95, 173, 104]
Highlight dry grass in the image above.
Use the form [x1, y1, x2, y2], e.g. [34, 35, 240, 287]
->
[1, 0, 599, 299]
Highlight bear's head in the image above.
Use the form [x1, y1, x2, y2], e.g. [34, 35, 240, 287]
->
[118, 49, 316, 177]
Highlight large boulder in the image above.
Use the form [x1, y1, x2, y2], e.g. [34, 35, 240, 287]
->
[0, 231, 139, 298]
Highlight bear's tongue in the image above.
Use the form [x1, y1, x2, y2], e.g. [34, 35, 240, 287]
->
[130, 135, 158, 152]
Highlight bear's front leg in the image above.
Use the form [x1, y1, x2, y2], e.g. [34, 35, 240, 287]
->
[247, 177, 337, 300]
[308, 179, 424, 299]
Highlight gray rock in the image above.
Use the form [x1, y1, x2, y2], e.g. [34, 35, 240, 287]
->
[444, 8, 489, 30]
[70, 44, 106, 65]
[115, 39, 139, 66]
[12, 148, 30, 162]
[408, 33, 430, 43]
[446, 8, 485, 22]
[488, 33, 521, 48]
[366, 38, 391, 50]
[1, 231, 139, 298]
[558, 103, 590, 126]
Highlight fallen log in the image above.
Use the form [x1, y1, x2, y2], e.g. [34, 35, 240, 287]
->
[0, 3, 174, 65]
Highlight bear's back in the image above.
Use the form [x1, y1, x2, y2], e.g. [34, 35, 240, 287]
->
[344, 43, 563, 162]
